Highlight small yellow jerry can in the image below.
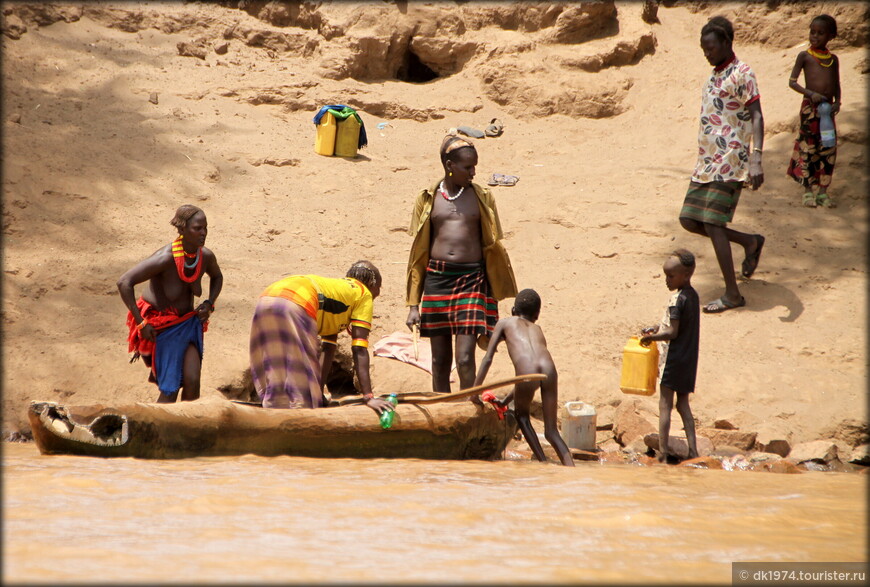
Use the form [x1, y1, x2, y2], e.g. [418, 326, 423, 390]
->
[619, 336, 659, 396]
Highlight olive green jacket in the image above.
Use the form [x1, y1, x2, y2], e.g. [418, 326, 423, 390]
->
[405, 181, 517, 306]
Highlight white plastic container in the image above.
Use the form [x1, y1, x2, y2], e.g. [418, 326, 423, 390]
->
[562, 401, 597, 451]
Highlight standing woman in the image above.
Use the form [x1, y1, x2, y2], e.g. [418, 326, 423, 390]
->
[405, 135, 517, 393]
[118, 204, 222, 403]
[249, 260, 393, 414]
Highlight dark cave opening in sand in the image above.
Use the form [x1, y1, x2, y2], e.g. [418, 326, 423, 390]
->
[396, 48, 439, 83]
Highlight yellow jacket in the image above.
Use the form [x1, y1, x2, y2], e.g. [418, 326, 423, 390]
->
[406, 181, 517, 306]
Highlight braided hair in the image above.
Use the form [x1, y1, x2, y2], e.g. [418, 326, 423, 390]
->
[170, 204, 204, 232]
[346, 260, 382, 291]
[701, 16, 734, 46]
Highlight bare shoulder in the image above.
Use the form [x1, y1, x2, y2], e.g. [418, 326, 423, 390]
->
[151, 243, 174, 264]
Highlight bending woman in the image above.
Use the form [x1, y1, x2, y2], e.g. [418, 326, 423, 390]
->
[249, 260, 393, 414]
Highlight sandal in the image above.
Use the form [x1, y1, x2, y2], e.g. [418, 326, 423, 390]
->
[702, 296, 746, 314]
[816, 193, 837, 208]
[802, 192, 816, 208]
[741, 234, 765, 279]
[484, 118, 504, 137]
[487, 173, 519, 187]
[456, 125, 484, 139]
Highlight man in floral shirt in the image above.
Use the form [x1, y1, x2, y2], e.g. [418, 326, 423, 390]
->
[679, 16, 766, 314]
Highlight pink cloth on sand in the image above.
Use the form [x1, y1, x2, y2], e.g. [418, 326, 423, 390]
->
[372, 331, 456, 381]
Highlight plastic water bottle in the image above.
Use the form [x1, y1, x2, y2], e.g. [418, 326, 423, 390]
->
[817, 101, 836, 148]
[379, 394, 398, 429]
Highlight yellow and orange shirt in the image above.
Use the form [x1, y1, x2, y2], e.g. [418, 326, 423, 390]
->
[261, 275, 373, 338]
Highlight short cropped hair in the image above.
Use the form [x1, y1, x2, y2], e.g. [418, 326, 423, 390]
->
[514, 288, 541, 318]
[346, 260, 381, 291]
[812, 14, 837, 38]
[671, 248, 696, 270]
[170, 204, 204, 231]
[701, 15, 734, 45]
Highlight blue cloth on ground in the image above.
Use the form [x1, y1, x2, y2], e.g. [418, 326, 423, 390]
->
[312, 104, 368, 149]
[153, 315, 204, 394]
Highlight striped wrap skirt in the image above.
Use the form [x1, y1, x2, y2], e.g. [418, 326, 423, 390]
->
[419, 259, 498, 338]
[249, 296, 324, 409]
[679, 180, 743, 227]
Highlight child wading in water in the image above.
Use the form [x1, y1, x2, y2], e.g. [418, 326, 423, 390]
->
[786, 14, 841, 209]
[640, 250, 700, 463]
[473, 289, 574, 466]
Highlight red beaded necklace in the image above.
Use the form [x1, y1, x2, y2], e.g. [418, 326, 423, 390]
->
[171, 235, 203, 283]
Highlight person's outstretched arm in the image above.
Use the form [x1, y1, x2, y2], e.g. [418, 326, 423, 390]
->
[349, 325, 394, 415]
[196, 249, 222, 322]
[117, 251, 170, 342]
[640, 318, 680, 345]
[473, 321, 506, 387]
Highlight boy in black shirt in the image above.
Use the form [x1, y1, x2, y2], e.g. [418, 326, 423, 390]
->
[640, 249, 700, 463]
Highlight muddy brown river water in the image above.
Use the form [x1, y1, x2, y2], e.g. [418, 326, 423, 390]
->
[3, 443, 865, 583]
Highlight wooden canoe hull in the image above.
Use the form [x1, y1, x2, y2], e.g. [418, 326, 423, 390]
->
[27, 399, 518, 460]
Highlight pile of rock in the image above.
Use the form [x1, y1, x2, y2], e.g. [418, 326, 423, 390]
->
[581, 397, 870, 473]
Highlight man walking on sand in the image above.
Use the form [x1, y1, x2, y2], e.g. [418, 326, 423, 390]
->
[679, 16, 766, 314]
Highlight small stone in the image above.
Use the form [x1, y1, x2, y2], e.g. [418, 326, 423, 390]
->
[598, 438, 620, 453]
[177, 41, 207, 60]
[699, 427, 757, 451]
[10, 112, 21, 124]
[748, 451, 782, 464]
[214, 41, 229, 55]
[709, 445, 746, 457]
[148, 92, 158, 105]
[613, 398, 657, 446]
[713, 418, 737, 430]
[643, 433, 713, 459]
[570, 448, 599, 462]
[681, 456, 723, 470]
[767, 460, 802, 474]
[622, 436, 649, 454]
[848, 444, 870, 465]
[787, 440, 839, 464]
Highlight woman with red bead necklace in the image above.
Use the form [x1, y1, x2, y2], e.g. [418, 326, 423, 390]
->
[787, 14, 841, 209]
[118, 204, 223, 403]
[405, 134, 517, 394]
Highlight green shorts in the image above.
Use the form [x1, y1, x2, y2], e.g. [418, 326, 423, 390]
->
[679, 181, 743, 227]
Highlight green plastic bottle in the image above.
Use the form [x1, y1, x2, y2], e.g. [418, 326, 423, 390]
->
[379, 394, 398, 429]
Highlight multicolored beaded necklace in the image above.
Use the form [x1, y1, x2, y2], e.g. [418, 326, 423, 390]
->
[807, 47, 833, 67]
[171, 235, 204, 283]
[439, 180, 464, 201]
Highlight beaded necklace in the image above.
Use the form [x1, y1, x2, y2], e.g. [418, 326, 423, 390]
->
[439, 181, 464, 201]
[808, 47, 833, 67]
[171, 235, 204, 283]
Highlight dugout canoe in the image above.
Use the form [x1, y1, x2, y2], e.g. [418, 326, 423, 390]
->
[27, 398, 518, 460]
